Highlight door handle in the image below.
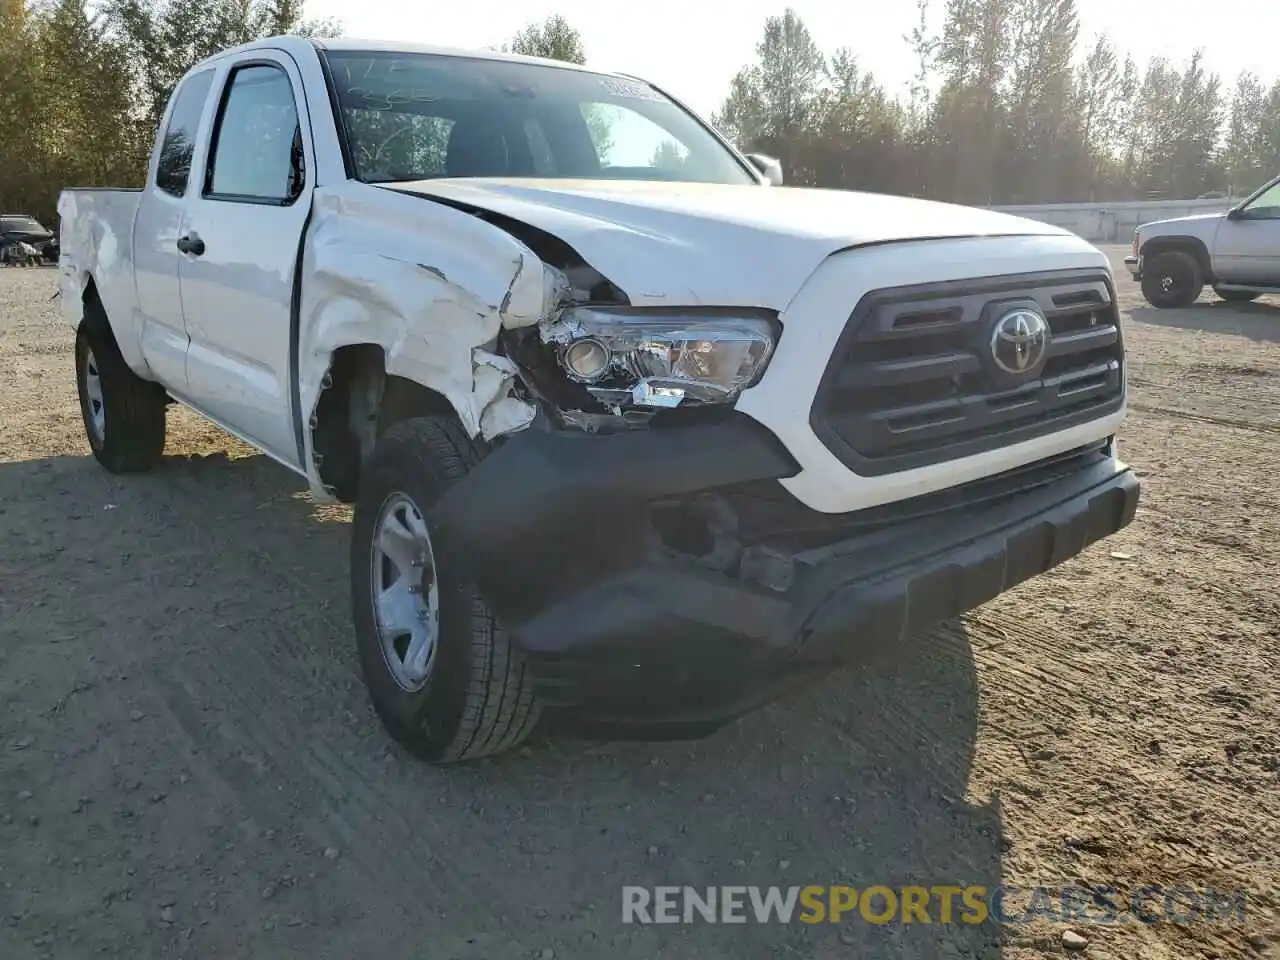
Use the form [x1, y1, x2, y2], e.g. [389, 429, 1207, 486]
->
[176, 232, 205, 256]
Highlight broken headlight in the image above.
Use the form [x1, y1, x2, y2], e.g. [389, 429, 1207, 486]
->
[542, 307, 777, 408]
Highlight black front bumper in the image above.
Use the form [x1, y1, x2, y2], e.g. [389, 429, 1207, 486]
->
[429, 415, 1139, 726]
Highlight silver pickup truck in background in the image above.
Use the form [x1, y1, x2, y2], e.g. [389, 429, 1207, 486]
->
[1126, 173, 1280, 307]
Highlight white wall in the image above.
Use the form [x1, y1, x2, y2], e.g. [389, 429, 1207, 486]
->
[989, 198, 1240, 243]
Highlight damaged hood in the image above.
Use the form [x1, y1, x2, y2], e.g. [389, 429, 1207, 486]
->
[386, 179, 1072, 310]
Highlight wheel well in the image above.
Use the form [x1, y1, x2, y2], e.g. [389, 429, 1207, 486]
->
[1140, 236, 1212, 281]
[78, 275, 172, 404]
[310, 344, 456, 502]
[81, 277, 111, 335]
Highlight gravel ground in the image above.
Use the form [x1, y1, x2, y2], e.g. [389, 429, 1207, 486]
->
[0, 248, 1276, 960]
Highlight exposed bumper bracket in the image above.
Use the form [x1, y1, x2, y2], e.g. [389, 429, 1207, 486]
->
[427, 414, 1139, 725]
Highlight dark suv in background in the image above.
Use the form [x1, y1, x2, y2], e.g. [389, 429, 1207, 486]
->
[0, 214, 58, 262]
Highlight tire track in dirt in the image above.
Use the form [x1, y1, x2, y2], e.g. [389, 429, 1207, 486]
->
[822, 620, 979, 792]
[1129, 402, 1280, 435]
[961, 591, 1275, 960]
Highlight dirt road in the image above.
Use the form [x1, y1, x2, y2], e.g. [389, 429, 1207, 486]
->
[0, 249, 1276, 959]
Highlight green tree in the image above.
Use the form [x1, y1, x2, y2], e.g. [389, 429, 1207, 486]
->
[1114, 54, 1141, 192]
[1171, 52, 1225, 196]
[0, 0, 44, 215]
[505, 13, 585, 64]
[36, 0, 146, 188]
[805, 49, 905, 192]
[932, 0, 1014, 202]
[0, 0, 339, 224]
[1222, 72, 1266, 195]
[1127, 57, 1180, 196]
[712, 9, 825, 180]
[708, 4, 1245, 203]
[903, 0, 937, 134]
[105, 0, 341, 132]
[1074, 34, 1122, 194]
[1259, 81, 1280, 190]
[1000, 0, 1081, 202]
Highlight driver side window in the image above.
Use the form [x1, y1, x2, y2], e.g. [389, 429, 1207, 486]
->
[204, 64, 303, 203]
[1240, 181, 1280, 220]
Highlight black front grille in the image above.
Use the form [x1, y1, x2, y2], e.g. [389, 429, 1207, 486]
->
[809, 269, 1125, 476]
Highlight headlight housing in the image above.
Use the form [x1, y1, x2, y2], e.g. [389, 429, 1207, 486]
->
[542, 307, 777, 408]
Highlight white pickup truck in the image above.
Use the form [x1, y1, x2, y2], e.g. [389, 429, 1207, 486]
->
[59, 36, 1139, 762]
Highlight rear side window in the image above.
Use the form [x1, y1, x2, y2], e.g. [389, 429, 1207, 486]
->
[155, 70, 215, 197]
[205, 64, 302, 203]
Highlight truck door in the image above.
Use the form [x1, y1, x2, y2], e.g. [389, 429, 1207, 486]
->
[1214, 178, 1280, 284]
[178, 51, 315, 468]
[133, 67, 216, 390]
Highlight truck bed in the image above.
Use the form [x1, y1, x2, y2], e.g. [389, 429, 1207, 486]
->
[57, 188, 144, 362]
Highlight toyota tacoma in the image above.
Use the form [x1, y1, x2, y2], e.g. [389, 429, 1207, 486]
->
[58, 37, 1139, 762]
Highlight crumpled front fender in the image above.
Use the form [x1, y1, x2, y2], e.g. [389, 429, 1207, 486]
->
[296, 185, 567, 500]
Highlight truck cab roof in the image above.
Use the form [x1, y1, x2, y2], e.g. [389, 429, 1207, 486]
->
[190, 34, 621, 79]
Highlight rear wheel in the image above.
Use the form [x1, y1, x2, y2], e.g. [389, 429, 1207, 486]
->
[351, 416, 540, 762]
[74, 305, 167, 473]
[1214, 287, 1260, 303]
[1141, 250, 1203, 308]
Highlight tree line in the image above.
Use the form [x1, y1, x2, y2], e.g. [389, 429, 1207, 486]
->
[498, 8, 1280, 207]
[4, 2, 1278, 228]
[713, 4, 1280, 206]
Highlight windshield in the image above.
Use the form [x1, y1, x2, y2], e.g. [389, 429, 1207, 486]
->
[320, 50, 754, 186]
[0, 216, 48, 234]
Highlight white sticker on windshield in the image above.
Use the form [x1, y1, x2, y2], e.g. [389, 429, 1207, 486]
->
[599, 76, 663, 101]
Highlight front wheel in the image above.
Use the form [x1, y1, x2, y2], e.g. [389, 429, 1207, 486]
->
[1140, 251, 1204, 308]
[1214, 287, 1260, 303]
[350, 416, 540, 762]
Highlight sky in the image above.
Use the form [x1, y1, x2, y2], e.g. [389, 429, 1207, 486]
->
[305, 0, 1280, 120]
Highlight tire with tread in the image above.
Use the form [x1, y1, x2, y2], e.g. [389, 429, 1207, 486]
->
[1214, 287, 1259, 303]
[75, 300, 167, 473]
[351, 415, 540, 762]
[1140, 250, 1204, 308]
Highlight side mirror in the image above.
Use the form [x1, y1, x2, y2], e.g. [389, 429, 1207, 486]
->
[744, 153, 784, 186]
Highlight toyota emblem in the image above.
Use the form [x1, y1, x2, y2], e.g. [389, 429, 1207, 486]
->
[991, 308, 1050, 374]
